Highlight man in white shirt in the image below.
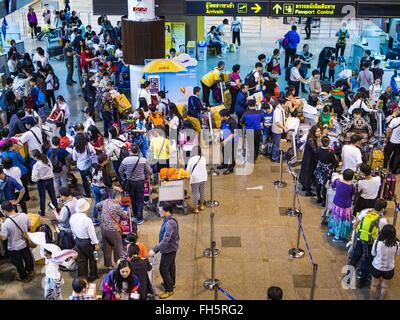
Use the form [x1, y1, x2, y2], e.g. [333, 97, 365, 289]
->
[271, 98, 288, 162]
[384, 112, 400, 172]
[349, 198, 388, 288]
[16, 117, 43, 173]
[289, 60, 310, 96]
[69, 198, 99, 281]
[341, 134, 363, 172]
[248, 62, 263, 95]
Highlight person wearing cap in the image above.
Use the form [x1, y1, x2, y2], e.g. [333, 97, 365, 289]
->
[148, 203, 180, 299]
[15, 116, 43, 173]
[69, 198, 100, 282]
[0, 201, 34, 283]
[119, 144, 152, 225]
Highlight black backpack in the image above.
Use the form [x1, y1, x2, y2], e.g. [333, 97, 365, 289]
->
[118, 146, 130, 164]
[50, 149, 63, 173]
[244, 70, 257, 88]
[37, 224, 54, 243]
[267, 58, 274, 72]
[53, 75, 60, 91]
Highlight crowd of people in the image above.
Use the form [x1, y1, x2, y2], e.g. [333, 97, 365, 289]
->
[1, 10, 400, 301]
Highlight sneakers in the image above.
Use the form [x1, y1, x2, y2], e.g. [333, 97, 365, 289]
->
[223, 169, 233, 175]
[159, 291, 174, 299]
[217, 164, 228, 170]
[136, 219, 144, 225]
[93, 219, 101, 226]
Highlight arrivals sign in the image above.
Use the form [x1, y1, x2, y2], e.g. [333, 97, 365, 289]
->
[185, 1, 269, 16]
[270, 2, 355, 17]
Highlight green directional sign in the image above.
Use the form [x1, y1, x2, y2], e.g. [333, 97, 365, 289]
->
[270, 1, 356, 17]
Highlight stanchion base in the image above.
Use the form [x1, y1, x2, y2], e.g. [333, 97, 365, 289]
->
[288, 248, 305, 259]
[206, 200, 220, 208]
[203, 248, 220, 258]
[287, 209, 301, 217]
[204, 279, 221, 291]
[274, 181, 287, 188]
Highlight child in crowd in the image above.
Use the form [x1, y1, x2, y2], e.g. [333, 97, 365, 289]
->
[319, 106, 331, 127]
[43, 244, 77, 300]
[123, 233, 148, 259]
[261, 102, 273, 155]
[314, 136, 338, 206]
[69, 278, 95, 300]
[328, 56, 337, 83]
[328, 168, 355, 242]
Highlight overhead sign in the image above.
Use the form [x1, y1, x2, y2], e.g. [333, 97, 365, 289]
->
[185, 1, 269, 16]
[270, 2, 355, 17]
[357, 3, 400, 18]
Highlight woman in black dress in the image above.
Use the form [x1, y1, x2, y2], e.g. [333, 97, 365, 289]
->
[299, 125, 322, 196]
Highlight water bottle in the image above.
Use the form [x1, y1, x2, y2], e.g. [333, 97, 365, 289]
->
[93, 251, 98, 261]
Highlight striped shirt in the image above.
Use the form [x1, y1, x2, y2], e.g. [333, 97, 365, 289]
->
[119, 156, 152, 182]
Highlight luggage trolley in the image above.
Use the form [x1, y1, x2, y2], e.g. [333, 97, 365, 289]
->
[157, 176, 188, 215]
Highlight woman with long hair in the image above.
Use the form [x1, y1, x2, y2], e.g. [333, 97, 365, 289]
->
[45, 66, 56, 108]
[370, 224, 400, 300]
[299, 125, 322, 196]
[72, 134, 96, 198]
[105, 126, 126, 183]
[102, 259, 140, 300]
[87, 125, 104, 154]
[31, 149, 58, 216]
[91, 154, 113, 225]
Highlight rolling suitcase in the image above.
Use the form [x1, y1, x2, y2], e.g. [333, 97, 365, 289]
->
[383, 173, 396, 200]
[47, 45, 64, 58]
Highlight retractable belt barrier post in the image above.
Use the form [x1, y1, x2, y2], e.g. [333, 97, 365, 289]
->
[393, 196, 399, 227]
[273, 149, 287, 188]
[288, 194, 318, 300]
[287, 162, 301, 217]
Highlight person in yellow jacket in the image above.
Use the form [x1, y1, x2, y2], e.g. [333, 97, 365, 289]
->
[200, 61, 225, 107]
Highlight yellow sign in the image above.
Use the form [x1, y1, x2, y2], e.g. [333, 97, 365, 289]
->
[283, 3, 294, 15]
[237, 3, 248, 13]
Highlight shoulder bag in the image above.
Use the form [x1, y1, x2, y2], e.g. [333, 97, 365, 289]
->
[8, 215, 37, 249]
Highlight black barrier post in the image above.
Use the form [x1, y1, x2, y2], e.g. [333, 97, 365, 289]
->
[310, 263, 318, 300]
[273, 149, 287, 188]
[393, 196, 399, 227]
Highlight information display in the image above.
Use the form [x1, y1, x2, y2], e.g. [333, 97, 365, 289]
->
[185, 1, 269, 16]
[270, 2, 356, 17]
[357, 3, 400, 18]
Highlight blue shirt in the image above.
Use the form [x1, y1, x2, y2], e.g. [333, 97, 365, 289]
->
[47, 148, 70, 166]
[262, 111, 274, 129]
[2, 150, 27, 176]
[285, 30, 300, 49]
[235, 90, 247, 116]
[187, 95, 204, 119]
[240, 109, 263, 130]
[0, 176, 24, 201]
[8, 114, 26, 138]
[155, 215, 179, 254]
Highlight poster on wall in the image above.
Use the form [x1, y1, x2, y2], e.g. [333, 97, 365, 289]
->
[165, 22, 186, 58]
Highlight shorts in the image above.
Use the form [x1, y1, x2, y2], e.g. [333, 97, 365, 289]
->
[371, 266, 395, 280]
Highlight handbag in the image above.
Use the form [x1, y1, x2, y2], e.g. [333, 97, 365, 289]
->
[8, 216, 37, 249]
[83, 145, 97, 170]
[122, 157, 140, 192]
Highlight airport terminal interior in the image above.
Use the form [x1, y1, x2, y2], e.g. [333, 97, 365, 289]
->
[1, 0, 400, 301]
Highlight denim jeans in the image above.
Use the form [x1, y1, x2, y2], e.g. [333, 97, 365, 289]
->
[54, 165, 68, 196]
[271, 133, 282, 161]
[79, 168, 92, 197]
[128, 180, 145, 221]
[92, 185, 108, 220]
[101, 111, 113, 138]
[37, 178, 58, 216]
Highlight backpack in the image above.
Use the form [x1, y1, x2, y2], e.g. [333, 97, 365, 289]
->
[267, 58, 274, 72]
[149, 112, 164, 127]
[0, 89, 7, 111]
[36, 88, 46, 106]
[337, 30, 347, 46]
[282, 36, 290, 49]
[37, 224, 54, 243]
[49, 149, 63, 173]
[244, 70, 257, 88]
[356, 210, 381, 244]
[53, 75, 60, 91]
[285, 65, 293, 83]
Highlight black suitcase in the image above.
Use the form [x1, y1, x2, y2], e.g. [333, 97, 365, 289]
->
[47, 45, 64, 58]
